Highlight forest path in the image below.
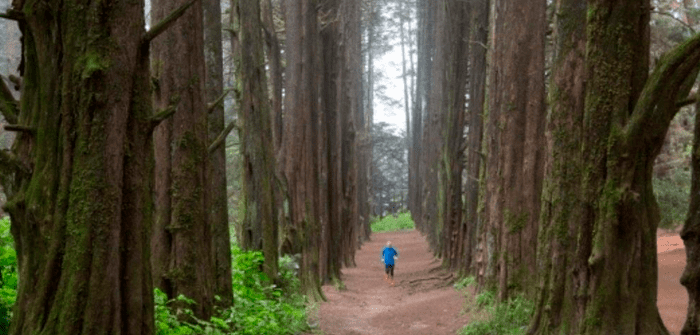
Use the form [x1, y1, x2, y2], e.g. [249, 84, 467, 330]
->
[306, 229, 470, 335]
[658, 228, 688, 335]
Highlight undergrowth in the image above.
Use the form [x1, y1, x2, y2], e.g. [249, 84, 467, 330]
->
[455, 276, 534, 335]
[370, 212, 415, 232]
[155, 246, 309, 335]
[0, 217, 15, 335]
[654, 168, 690, 230]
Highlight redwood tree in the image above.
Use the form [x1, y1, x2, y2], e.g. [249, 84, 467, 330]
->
[531, 0, 700, 333]
[0, 0, 155, 333]
[151, 0, 215, 319]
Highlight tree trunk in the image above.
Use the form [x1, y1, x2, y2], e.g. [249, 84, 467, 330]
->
[463, 0, 489, 276]
[151, 0, 214, 319]
[682, 93, 700, 335]
[282, 0, 325, 302]
[531, 0, 700, 333]
[436, 0, 470, 270]
[3, 1, 154, 333]
[204, 0, 232, 307]
[232, 0, 279, 283]
[480, 0, 545, 299]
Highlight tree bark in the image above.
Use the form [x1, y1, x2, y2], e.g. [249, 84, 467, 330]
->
[480, 0, 546, 300]
[282, 0, 325, 302]
[204, 0, 232, 307]
[151, 0, 214, 319]
[232, 0, 279, 283]
[3, 1, 154, 333]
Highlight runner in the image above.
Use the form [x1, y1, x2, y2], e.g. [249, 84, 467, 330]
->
[381, 241, 399, 286]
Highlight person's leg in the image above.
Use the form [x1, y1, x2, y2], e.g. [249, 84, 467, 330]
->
[384, 265, 390, 282]
[389, 265, 395, 286]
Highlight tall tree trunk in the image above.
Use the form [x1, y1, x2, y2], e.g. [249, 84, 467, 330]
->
[481, 0, 545, 300]
[232, 0, 279, 283]
[531, 0, 700, 333]
[437, 0, 470, 269]
[400, 1, 411, 149]
[409, 0, 428, 232]
[682, 93, 700, 335]
[282, 0, 325, 302]
[204, 0, 232, 307]
[3, 1, 154, 333]
[151, 0, 214, 319]
[463, 0, 488, 276]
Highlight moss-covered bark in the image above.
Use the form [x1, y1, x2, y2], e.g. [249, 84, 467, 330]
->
[204, 0, 232, 307]
[282, 0, 325, 302]
[232, 0, 278, 284]
[2, 1, 154, 333]
[151, 0, 214, 320]
[532, 0, 700, 333]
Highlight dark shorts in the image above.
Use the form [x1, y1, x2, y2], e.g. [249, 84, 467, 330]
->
[385, 264, 394, 277]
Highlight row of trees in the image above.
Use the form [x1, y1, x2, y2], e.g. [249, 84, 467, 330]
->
[0, 0, 376, 333]
[408, 0, 700, 334]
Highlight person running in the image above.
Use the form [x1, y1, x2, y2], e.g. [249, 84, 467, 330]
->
[381, 241, 399, 286]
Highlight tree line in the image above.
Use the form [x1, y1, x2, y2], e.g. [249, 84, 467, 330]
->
[408, 0, 700, 334]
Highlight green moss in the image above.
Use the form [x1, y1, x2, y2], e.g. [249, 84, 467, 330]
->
[79, 50, 111, 79]
[504, 208, 528, 233]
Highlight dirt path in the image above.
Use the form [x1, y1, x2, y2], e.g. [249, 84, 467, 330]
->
[658, 229, 688, 335]
[307, 229, 470, 335]
[306, 228, 689, 334]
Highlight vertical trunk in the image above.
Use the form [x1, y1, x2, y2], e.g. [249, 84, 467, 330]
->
[4, 1, 154, 333]
[682, 94, 700, 335]
[232, 0, 279, 283]
[283, 0, 325, 302]
[151, 0, 214, 319]
[482, 0, 545, 299]
[409, 0, 427, 231]
[204, 0, 232, 306]
[340, 0, 362, 267]
[400, 2, 411, 149]
[438, 0, 470, 269]
[463, 0, 489, 276]
[532, 0, 700, 332]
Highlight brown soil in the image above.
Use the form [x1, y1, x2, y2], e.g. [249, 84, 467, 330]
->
[658, 227, 687, 335]
[306, 230, 470, 335]
[306, 228, 689, 335]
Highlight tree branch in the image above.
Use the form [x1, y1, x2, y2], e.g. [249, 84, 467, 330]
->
[4, 124, 35, 135]
[0, 10, 24, 21]
[207, 89, 230, 114]
[142, 0, 198, 44]
[0, 77, 18, 124]
[652, 10, 696, 35]
[208, 120, 237, 154]
[626, 31, 700, 152]
[149, 104, 177, 131]
[677, 97, 697, 108]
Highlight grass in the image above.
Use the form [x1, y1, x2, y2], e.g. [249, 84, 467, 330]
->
[654, 168, 690, 230]
[370, 212, 415, 232]
[454, 276, 534, 335]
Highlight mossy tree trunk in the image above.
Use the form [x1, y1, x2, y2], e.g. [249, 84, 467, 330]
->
[232, 0, 278, 283]
[204, 0, 232, 307]
[2, 0, 154, 333]
[462, 0, 489, 276]
[682, 92, 700, 335]
[436, 0, 470, 270]
[151, 0, 215, 320]
[282, 0, 325, 302]
[479, 0, 546, 300]
[531, 0, 700, 333]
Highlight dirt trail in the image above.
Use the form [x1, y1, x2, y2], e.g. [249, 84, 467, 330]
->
[307, 229, 470, 335]
[307, 228, 689, 335]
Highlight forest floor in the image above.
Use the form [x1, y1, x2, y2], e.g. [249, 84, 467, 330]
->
[305, 227, 688, 335]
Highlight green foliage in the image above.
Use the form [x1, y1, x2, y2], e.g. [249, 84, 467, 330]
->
[370, 212, 415, 232]
[461, 290, 534, 335]
[0, 217, 16, 333]
[654, 167, 690, 230]
[154, 246, 308, 335]
[453, 276, 476, 290]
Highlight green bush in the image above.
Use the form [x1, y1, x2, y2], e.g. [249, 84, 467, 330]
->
[654, 168, 691, 230]
[461, 290, 533, 335]
[154, 246, 309, 335]
[0, 217, 16, 334]
[453, 276, 476, 290]
[370, 212, 415, 232]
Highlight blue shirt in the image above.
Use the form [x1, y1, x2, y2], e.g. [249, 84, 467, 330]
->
[382, 246, 398, 265]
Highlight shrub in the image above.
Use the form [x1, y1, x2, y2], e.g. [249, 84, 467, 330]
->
[461, 290, 534, 335]
[0, 217, 16, 334]
[370, 212, 415, 232]
[654, 168, 691, 230]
